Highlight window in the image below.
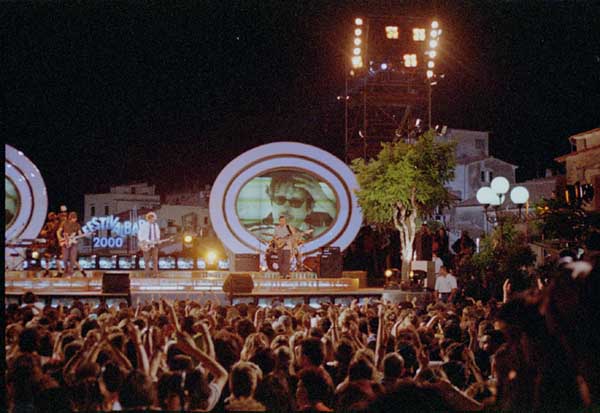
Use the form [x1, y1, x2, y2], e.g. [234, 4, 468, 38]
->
[481, 170, 493, 183]
[90, 206, 95, 216]
[204, 217, 209, 225]
[403, 54, 417, 67]
[104, 205, 109, 215]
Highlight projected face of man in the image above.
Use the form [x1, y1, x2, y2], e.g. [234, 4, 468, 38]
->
[270, 182, 312, 229]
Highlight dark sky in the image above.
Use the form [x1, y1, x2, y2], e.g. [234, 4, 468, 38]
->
[5, 1, 600, 214]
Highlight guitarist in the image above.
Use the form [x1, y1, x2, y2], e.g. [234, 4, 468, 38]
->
[56, 211, 86, 277]
[273, 215, 296, 279]
[138, 212, 161, 278]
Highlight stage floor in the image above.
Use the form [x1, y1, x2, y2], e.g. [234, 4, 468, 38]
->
[5, 270, 429, 306]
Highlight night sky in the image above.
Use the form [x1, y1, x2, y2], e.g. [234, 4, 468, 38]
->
[5, 1, 600, 214]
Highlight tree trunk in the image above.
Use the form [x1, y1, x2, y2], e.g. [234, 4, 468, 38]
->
[394, 201, 417, 282]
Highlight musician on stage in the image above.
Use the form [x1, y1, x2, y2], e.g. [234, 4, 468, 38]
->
[273, 215, 296, 279]
[138, 212, 161, 278]
[40, 212, 62, 276]
[56, 211, 86, 277]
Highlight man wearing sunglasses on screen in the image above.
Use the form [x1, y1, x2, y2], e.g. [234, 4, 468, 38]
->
[266, 172, 336, 237]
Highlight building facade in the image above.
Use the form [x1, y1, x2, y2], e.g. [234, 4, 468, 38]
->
[556, 128, 600, 211]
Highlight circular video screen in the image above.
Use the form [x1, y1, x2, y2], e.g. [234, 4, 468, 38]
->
[5, 177, 20, 230]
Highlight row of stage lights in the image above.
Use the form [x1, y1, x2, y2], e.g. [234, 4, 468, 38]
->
[351, 17, 441, 80]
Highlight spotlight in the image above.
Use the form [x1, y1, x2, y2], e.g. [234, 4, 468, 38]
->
[353, 47, 361, 55]
[384, 269, 393, 278]
[355, 17, 363, 26]
[31, 250, 40, 260]
[431, 20, 439, 29]
[429, 39, 438, 48]
[354, 28, 362, 36]
[427, 70, 434, 78]
[381, 63, 388, 70]
[206, 251, 217, 265]
[354, 38, 362, 46]
[183, 234, 193, 244]
[428, 61, 435, 68]
[428, 50, 437, 58]
[430, 30, 438, 38]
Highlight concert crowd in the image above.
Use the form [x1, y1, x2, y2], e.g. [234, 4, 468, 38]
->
[5, 252, 600, 412]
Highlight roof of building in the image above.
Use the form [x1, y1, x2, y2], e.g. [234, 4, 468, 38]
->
[456, 155, 518, 168]
[569, 127, 600, 140]
[555, 144, 600, 162]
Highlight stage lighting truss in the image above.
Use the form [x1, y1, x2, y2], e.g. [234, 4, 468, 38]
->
[348, 17, 441, 77]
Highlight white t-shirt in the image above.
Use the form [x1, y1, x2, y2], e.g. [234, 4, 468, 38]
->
[435, 274, 457, 294]
[433, 256, 444, 275]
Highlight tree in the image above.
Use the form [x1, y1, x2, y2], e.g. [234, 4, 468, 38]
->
[470, 218, 536, 299]
[351, 130, 456, 280]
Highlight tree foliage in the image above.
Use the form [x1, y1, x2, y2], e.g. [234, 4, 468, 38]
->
[351, 130, 456, 277]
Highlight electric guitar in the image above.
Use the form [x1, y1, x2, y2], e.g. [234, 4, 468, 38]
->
[272, 229, 314, 250]
[138, 236, 175, 252]
[59, 232, 95, 248]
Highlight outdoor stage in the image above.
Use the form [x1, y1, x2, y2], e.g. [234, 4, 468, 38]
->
[5, 270, 432, 306]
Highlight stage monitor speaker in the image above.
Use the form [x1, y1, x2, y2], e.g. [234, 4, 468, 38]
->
[223, 273, 254, 294]
[234, 254, 260, 272]
[102, 272, 131, 294]
[319, 246, 342, 278]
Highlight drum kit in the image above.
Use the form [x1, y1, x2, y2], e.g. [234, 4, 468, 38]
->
[265, 235, 316, 272]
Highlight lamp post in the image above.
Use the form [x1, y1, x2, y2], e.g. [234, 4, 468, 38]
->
[476, 177, 530, 234]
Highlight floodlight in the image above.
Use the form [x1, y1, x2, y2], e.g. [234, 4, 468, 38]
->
[413, 28, 426, 41]
[354, 28, 362, 36]
[490, 176, 510, 195]
[430, 30, 438, 38]
[428, 61, 435, 68]
[355, 18, 363, 26]
[403, 54, 417, 67]
[354, 38, 362, 46]
[352, 56, 363, 68]
[353, 47, 361, 55]
[385, 26, 399, 39]
[428, 50, 437, 58]
[429, 39, 438, 48]
[510, 186, 530, 205]
[431, 21, 439, 29]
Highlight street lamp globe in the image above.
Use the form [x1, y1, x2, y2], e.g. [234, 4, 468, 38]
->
[510, 186, 529, 205]
[476, 187, 495, 205]
[490, 176, 510, 195]
[489, 194, 505, 206]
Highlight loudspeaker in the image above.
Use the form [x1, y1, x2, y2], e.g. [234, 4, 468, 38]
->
[102, 272, 130, 294]
[319, 246, 342, 278]
[223, 273, 254, 294]
[234, 254, 260, 272]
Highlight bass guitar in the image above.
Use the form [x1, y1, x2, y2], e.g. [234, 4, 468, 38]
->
[138, 236, 175, 252]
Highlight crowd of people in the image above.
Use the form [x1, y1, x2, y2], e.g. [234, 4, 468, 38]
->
[5, 253, 600, 412]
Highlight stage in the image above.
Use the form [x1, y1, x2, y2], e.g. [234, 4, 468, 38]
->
[5, 270, 432, 306]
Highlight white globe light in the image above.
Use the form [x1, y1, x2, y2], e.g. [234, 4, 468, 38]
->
[476, 187, 495, 205]
[510, 186, 529, 205]
[489, 194, 505, 206]
[490, 176, 510, 195]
